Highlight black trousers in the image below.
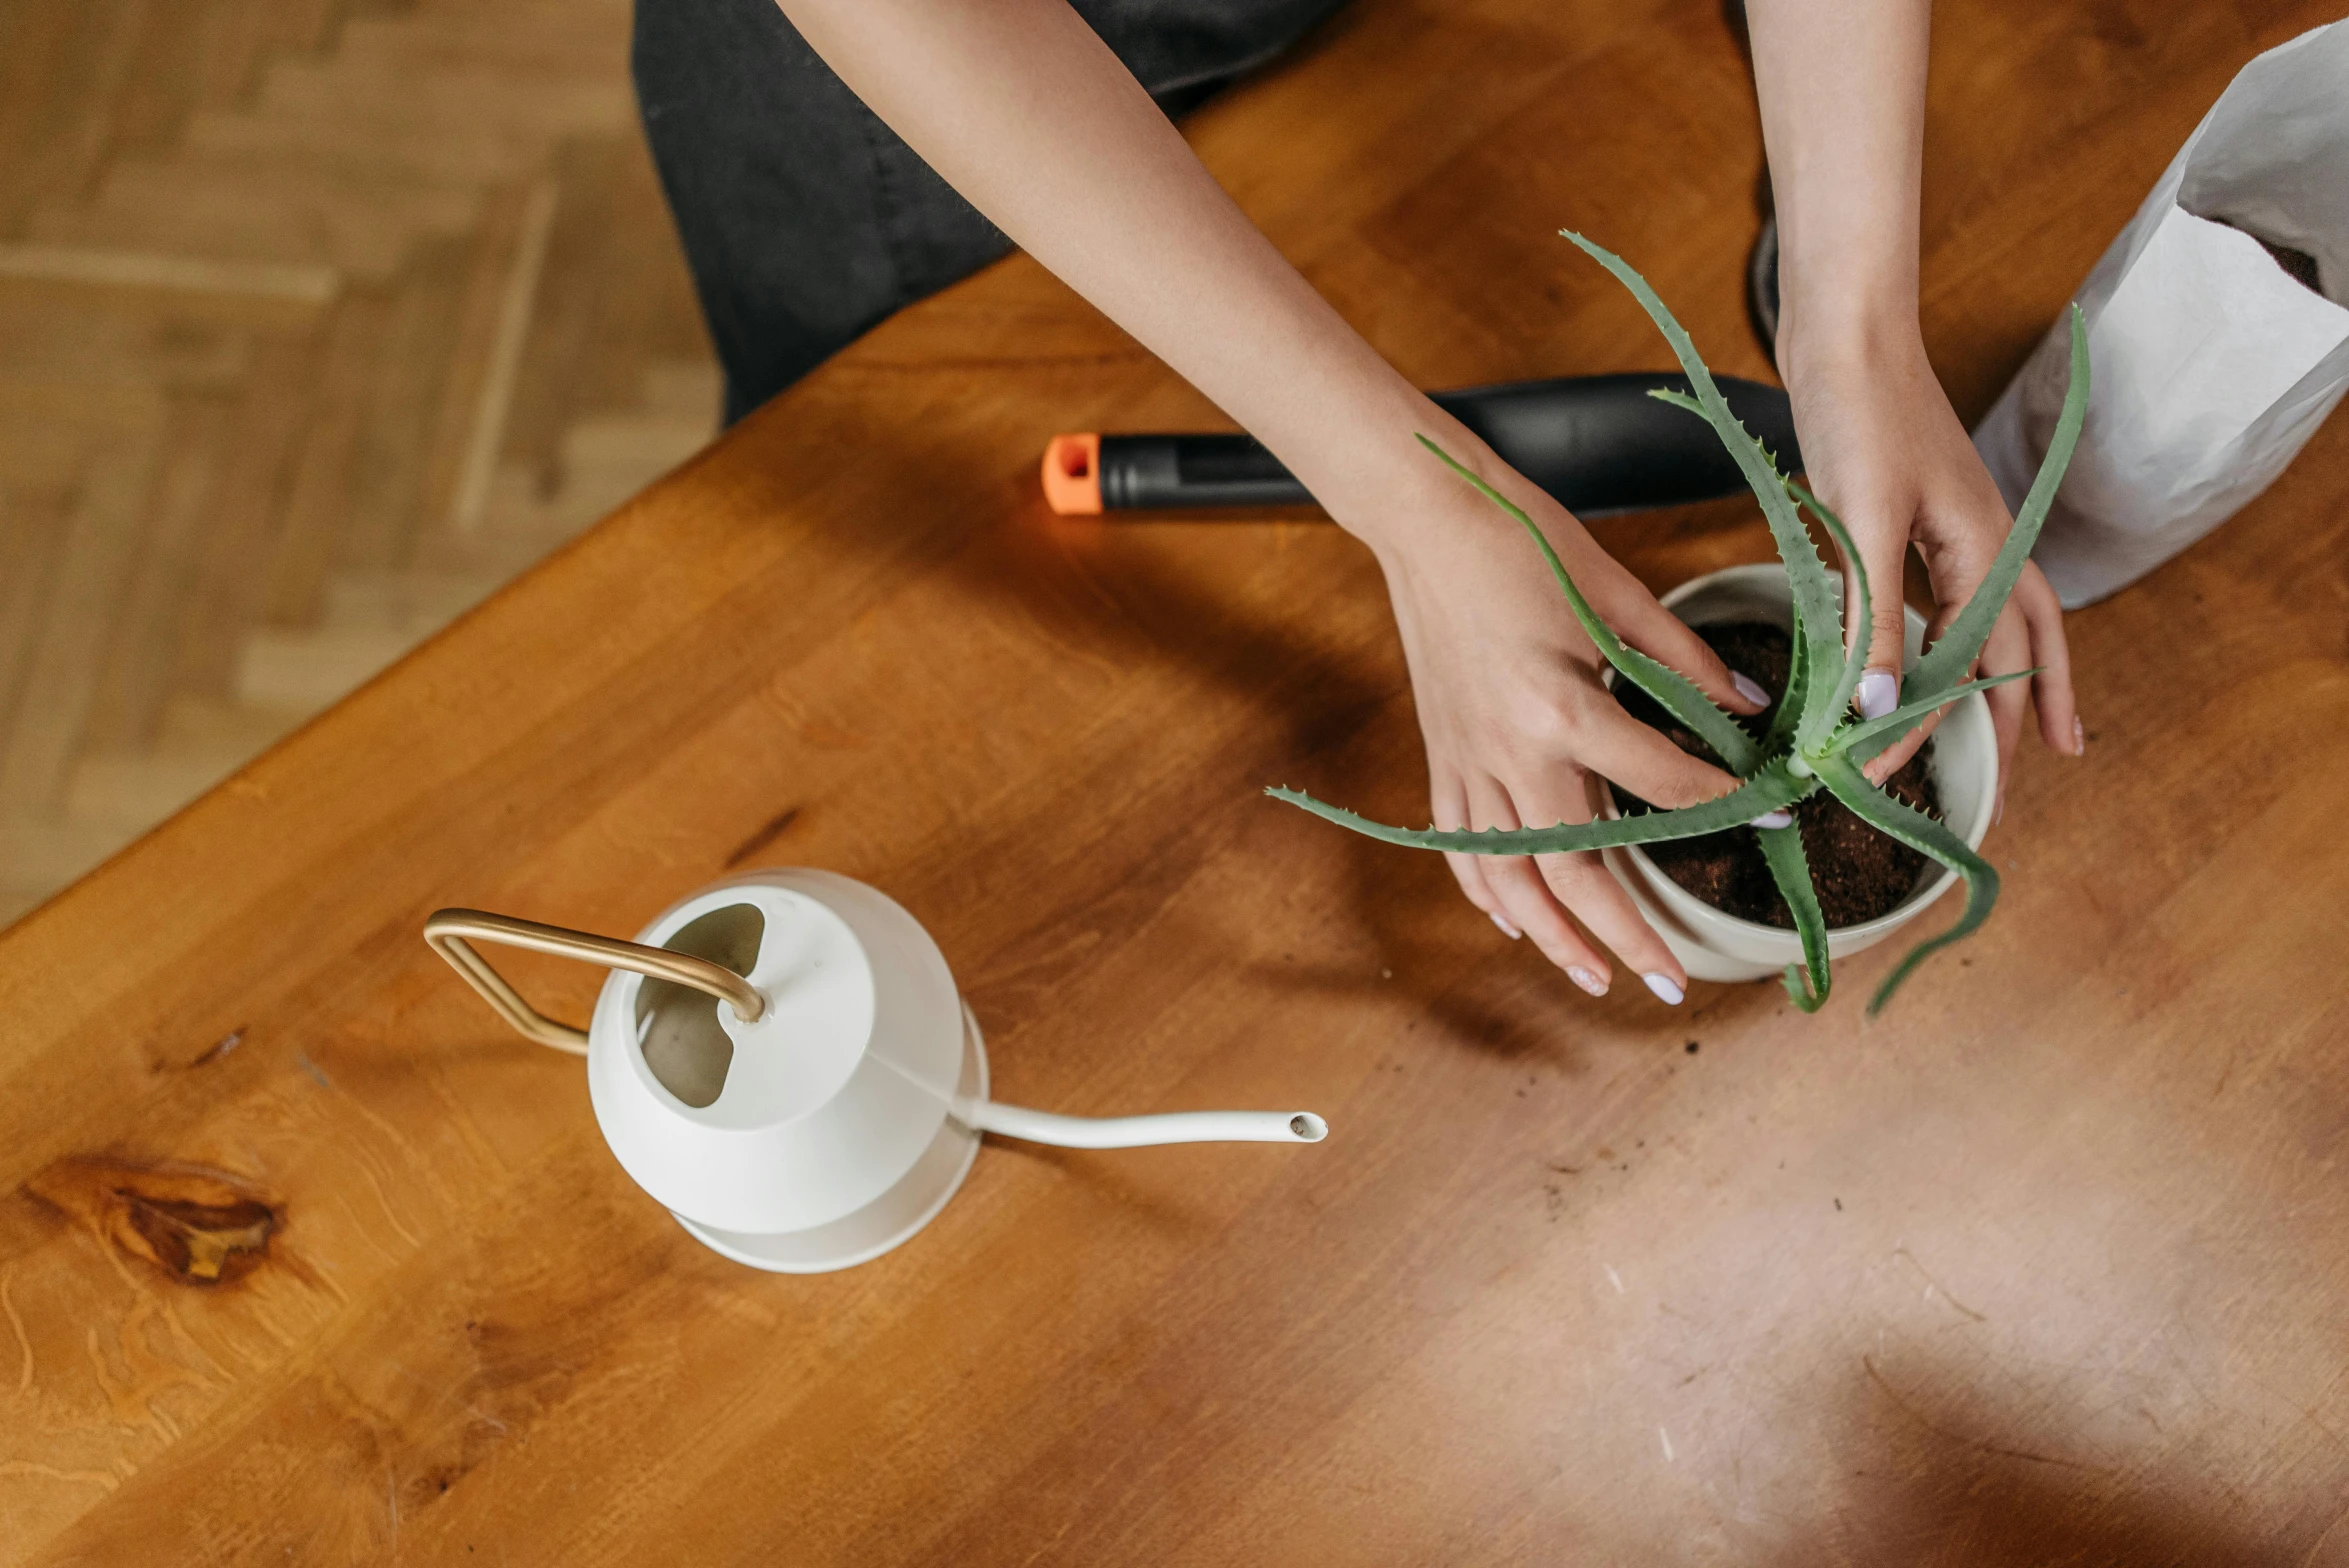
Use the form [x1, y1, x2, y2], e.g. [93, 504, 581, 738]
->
[633, 0, 1347, 426]
[634, 0, 1353, 424]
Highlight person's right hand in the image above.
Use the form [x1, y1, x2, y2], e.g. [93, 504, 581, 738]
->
[772, 0, 1771, 1010]
[1348, 431, 1773, 1004]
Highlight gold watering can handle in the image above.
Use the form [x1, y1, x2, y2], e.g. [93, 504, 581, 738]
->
[423, 909, 767, 1057]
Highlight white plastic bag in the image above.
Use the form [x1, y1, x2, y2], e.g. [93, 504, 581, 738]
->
[1974, 20, 2349, 609]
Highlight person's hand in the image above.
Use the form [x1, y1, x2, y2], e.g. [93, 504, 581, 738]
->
[1746, 0, 2078, 819]
[1345, 434, 1774, 1003]
[1779, 326, 2083, 818]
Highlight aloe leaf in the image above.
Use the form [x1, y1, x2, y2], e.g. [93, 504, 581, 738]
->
[1783, 478, 1872, 750]
[1831, 668, 2039, 756]
[1645, 384, 1846, 743]
[1415, 433, 1760, 775]
[1901, 306, 2090, 704]
[1265, 761, 1811, 856]
[1761, 602, 1809, 758]
[1757, 823, 1830, 1011]
[1811, 752, 2000, 1015]
[1602, 274, 1842, 684]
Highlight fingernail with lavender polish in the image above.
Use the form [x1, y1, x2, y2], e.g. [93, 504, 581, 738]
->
[1567, 966, 1608, 996]
[1732, 672, 1770, 708]
[2073, 716, 2087, 755]
[1855, 667, 1899, 720]
[1491, 911, 1523, 940]
[1643, 972, 1685, 1006]
[1751, 809, 1794, 831]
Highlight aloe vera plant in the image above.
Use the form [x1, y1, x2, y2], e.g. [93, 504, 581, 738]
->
[1270, 232, 2090, 1013]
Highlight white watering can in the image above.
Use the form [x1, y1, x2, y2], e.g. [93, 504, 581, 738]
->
[425, 869, 1326, 1273]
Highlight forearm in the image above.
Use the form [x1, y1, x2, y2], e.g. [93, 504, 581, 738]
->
[1745, 0, 1930, 372]
[775, 0, 1455, 541]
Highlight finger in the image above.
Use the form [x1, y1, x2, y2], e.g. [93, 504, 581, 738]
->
[1573, 691, 1748, 809]
[1467, 773, 1613, 996]
[1430, 761, 1517, 940]
[1845, 520, 1912, 725]
[1860, 593, 1952, 786]
[2014, 564, 2082, 758]
[1607, 578, 1770, 715]
[1860, 580, 2043, 789]
[1980, 605, 2033, 824]
[1860, 703, 1943, 785]
[1513, 768, 1687, 1004]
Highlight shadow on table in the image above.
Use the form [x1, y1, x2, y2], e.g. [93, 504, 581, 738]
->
[1770, 1359, 2289, 1568]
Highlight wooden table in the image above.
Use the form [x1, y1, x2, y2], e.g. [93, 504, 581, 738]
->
[6, 1, 2346, 1560]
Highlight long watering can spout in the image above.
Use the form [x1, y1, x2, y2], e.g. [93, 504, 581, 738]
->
[967, 1103, 1328, 1150]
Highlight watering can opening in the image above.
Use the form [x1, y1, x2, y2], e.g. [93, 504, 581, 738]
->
[634, 903, 765, 1108]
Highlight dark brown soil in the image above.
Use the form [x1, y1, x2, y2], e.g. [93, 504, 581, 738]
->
[1613, 621, 1939, 930]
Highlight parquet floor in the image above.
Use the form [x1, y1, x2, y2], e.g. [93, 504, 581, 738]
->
[0, 0, 719, 925]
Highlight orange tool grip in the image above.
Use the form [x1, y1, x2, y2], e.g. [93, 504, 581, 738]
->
[1040, 432, 1102, 515]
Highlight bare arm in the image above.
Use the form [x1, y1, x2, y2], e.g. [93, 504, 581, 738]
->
[1750, 0, 1929, 344]
[776, 0, 1770, 1003]
[1748, 0, 2080, 806]
[775, 0, 1438, 524]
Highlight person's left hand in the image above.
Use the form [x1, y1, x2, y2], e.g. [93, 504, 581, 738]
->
[1779, 326, 2084, 819]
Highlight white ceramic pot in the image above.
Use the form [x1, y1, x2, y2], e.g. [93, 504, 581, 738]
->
[1599, 564, 1999, 985]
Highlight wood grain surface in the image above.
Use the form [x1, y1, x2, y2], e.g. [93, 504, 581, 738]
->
[4, 0, 2346, 1561]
